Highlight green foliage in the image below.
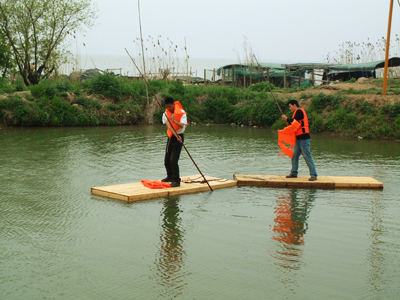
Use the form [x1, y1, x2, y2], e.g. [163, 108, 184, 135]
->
[107, 104, 118, 111]
[0, 95, 24, 109]
[346, 77, 357, 83]
[308, 112, 324, 133]
[394, 115, 400, 135]
[309, 93, 341, 113]
[90, 99, 102, 109]
[257, 98, 282, 126]
[356, 100, 377, 115]
[388, 102, 400, 118]
[75, 96, 91, 108]
[14, 78, 27, 92]
[247, 82, 276, 93]
[30, 79, 59, 99]
[0, 29, 14, 78]
[204, 97, 234, 123]
[168, 80, 185, 97]
[0, 78, 16, 93]
[300, 92, 314, 99]
[2, 76, 400, 139]
[84, 73, 122, 99]
[346, 87, 382, 95]
[232, 104, 257, 126]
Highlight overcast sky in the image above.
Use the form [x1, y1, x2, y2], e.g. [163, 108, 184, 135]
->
[76, 0, 400, 63]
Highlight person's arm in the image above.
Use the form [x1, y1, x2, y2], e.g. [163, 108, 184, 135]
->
[283, 110, 303, 124]
[163, 113, 184, 143]
[170, 114, 186, 128]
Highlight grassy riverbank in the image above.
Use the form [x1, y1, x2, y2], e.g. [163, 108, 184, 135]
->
[1, 74, 400, 139]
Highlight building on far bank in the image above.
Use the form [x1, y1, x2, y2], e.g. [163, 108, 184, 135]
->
[215, 57, 400, 88]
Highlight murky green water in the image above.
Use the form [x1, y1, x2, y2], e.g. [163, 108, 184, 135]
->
[1, 125, 399, 299]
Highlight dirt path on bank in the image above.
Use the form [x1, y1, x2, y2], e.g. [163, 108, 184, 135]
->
[277, 81, 400, 108]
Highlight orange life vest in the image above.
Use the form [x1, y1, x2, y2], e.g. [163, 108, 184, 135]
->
[292, 108, 309, 136]
[166, 101, 185, 138]
[278, 120, 301, 158]
[141, 180, 171, 189]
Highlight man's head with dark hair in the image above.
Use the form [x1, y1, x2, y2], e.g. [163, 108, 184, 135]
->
[164, 97, 175, 113]
[288, 99, 299, 107]
[164, 97, 174, 105]
[288, 99, 299, 113]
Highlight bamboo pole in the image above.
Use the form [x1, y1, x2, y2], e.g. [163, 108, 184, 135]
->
[213, 68, 215, 84]
[137, 0, 150, 123]
[125, 48, 213, 192]
[383, 0, 394, 95]
[185, 37, 189, 84]
[252, 54, 285, 118]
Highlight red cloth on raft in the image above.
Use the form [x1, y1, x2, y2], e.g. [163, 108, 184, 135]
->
[141, 180, 171, 189]
[278, 120, 301, 158]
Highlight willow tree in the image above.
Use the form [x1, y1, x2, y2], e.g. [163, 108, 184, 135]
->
[0, 0, 97, 85]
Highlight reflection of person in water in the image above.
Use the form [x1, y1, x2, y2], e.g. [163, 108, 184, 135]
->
[155, 196, 187, 297]
[272, 189, 316, 269]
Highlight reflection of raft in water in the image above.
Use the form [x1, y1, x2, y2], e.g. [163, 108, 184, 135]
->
[91, 175, 236, 202]
[234, 174, 383, 189]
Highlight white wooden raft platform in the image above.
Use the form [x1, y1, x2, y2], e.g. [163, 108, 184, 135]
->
[91, 175, 237, 202]
[234, 174, 383, 189]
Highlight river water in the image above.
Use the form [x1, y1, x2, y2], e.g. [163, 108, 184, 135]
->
[1, 125, 399, 299]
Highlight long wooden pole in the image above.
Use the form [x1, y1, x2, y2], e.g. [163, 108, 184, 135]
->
[137, 0, 150, 122]
[252, 54, 285, 115]
[383, 0, 394, 95]
[125, 48, 213, 191]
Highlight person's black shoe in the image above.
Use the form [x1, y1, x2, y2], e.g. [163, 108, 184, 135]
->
[170, 181, 181, 187]
[161, 177, 173, 182]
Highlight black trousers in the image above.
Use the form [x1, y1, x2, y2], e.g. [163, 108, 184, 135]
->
[164, 134, 184, 182]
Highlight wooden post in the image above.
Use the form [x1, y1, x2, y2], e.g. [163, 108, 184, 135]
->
[222, 71, 225, 86]
[213, 68, 215, 84]
[311, 65, 315, 86]
[250, 65, 252, 85]
[204, 69, 207, 86]
[298, 69, 302, 87]
[232, 66, 235, 87]
[284, 71, 287, 88]
[383, 0, 394, 95]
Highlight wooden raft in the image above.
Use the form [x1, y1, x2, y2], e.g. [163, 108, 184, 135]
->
[91, 175, 237, 202]
[234, 174, 383, 189]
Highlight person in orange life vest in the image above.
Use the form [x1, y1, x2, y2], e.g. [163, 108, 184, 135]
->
[161, 97, 188, 187]
[281, 100, 318, 181]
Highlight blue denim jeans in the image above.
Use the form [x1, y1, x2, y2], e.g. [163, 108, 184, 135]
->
[291, 139, 318, 178]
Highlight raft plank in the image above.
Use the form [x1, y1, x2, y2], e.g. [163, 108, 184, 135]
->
[234, 174, 287, 187]
[91, 175, 237, 202]
[234, 174, 383, 189]
[328, 176, 383, 189]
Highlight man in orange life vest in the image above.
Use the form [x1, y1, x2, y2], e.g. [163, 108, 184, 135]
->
[281, 100, 318, 181]
[161, 97, 188, 187]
